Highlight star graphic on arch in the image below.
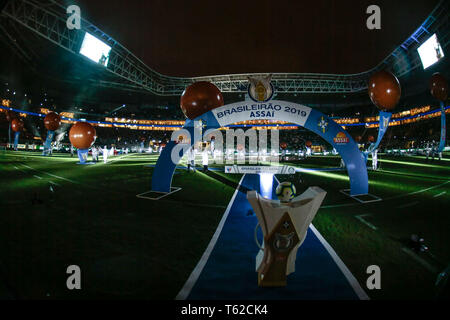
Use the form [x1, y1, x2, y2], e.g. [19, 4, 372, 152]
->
[318, 117, 328, 133]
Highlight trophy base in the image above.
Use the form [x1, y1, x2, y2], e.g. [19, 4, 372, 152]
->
[258, 277, 286, 287]
[257, 249, 293, 287]
[257, 213, 299, 287]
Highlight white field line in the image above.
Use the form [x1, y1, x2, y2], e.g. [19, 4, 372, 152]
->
[396, 201, 420, 209]
[310, 225, 370, 300]
[392, 181, 450, 198]
[21, 164, 78, 184]
[433, 191, 446, 198]
[175, 174, 246, 300]
[322, 180, 450, 209]
[401, 247, 439, 273]
[355, 214, 377, 230]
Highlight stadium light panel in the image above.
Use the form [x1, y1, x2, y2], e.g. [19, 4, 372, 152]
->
[417, 34, 445, 69]
[79, 32, 111, 67]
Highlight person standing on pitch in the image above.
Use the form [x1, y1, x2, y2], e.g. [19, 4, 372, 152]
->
[202, 143, 209, 172]
[431, 144, 437, 161]
[103, 145, 108, 163]
[70, 144, 74, 157]
[306, 147, 312, 157]
[340, 157, 346, 168]
[91, 146, 98, 163]
[187, 146, 195, 172]
[210, 138, 215, 153]
[372, 149, 378, 170]
[425, 142, 431, 161]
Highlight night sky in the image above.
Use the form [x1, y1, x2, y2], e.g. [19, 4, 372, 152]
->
[63, 0, 438, 77]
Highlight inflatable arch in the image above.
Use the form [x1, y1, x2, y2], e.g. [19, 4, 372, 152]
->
[151, 100, 369, 196]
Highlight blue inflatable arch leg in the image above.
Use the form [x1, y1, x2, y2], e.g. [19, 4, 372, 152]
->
[151, 125, 202, 193]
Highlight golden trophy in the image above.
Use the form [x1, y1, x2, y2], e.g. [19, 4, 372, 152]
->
[247, 186, 326, 287]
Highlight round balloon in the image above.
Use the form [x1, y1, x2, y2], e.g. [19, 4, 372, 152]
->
[368, 70, 401, 111]
[280, 142, 287, 150]
[44, 112, 61, 131]
[69, 122, 96, 149]
[180, 81, 224, 119]
[11, 118, 24, 132]
[430, 73, 448, 101]
[305, 141, 312, 148]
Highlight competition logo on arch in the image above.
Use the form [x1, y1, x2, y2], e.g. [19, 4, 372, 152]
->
[247, 74, 274, 102]
[333, 132, 349, 144]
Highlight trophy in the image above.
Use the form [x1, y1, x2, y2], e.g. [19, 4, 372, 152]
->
[247, 186, 326, 287]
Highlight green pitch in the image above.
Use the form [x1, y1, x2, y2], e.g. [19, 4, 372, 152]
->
[0, 150, 448, 299]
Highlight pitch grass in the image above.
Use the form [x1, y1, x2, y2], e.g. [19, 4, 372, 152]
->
[0, 151, 236, 299]
[283, 152, 450, 300]
[0, 151, 449, 299]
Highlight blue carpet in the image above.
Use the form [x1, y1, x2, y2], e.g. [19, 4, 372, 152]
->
[186, 174, 361, 300]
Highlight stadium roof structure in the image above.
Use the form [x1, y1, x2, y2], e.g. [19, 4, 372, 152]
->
[0, 0, 448, 111]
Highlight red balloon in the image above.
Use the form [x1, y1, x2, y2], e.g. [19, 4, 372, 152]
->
[368, 70, 401, 111]
[305, 141, 312, 148]
[11, 118, 24, 132]
[180, 81, 224, 119]
[430, 72, 448, 101]
[368, 135, 375, 143]
[69, 122, 96, 149]
[280, 142, 287, 150]
[44, 112, 61, 131]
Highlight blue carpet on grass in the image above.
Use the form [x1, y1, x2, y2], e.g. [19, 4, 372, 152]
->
[186, 174, 361, 300]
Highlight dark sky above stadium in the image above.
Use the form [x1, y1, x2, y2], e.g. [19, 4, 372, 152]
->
[73, 0, 438, 77]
